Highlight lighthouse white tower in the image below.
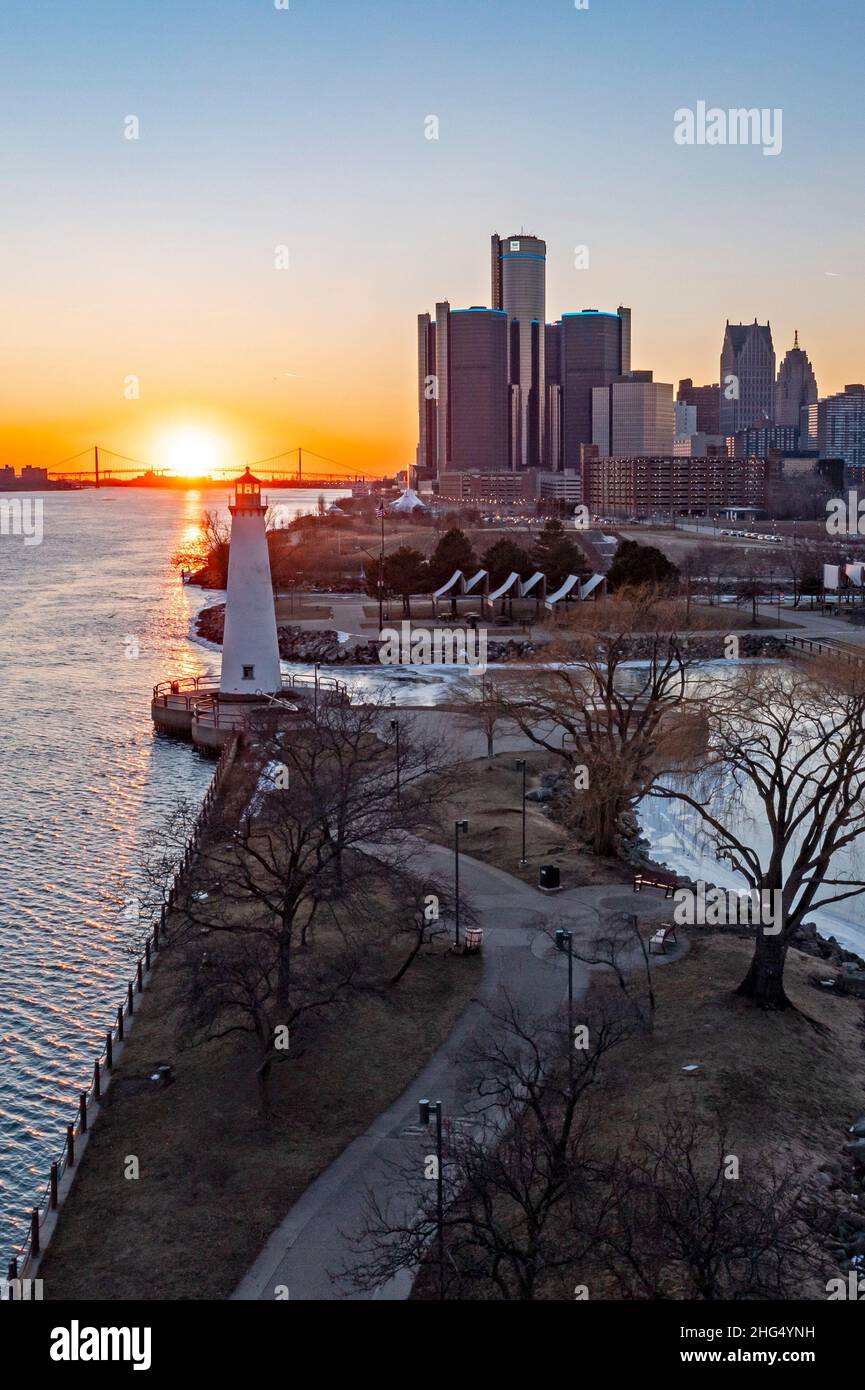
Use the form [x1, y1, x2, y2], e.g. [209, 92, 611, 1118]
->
[219, 468, 282, 697]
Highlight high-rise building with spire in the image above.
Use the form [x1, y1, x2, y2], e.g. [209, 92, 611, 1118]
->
[775, 330, 818, 434]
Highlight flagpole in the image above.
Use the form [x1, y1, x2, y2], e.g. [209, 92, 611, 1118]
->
[378, 503, 385, 630]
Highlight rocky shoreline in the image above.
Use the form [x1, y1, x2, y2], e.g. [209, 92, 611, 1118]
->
[195, 604, 789, 667]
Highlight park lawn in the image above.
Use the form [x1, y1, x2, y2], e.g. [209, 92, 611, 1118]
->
[425, 750, 625, 888]
[37, 897, 481, 1301]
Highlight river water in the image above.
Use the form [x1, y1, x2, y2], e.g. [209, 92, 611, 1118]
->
[0, 486, 350, 1261]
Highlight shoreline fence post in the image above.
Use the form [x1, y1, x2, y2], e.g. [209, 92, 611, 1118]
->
[79, 1093, 87, 1135]
[127, 982, 134, 1016]
[106, 1031, 113, 1069]
[94, 1059, 101, 1099]
[30, 1209, 40, 1259]
[50, 1163, 58, 1210]
[67, 1124, 75, 1168]
[117, 1005, 124, 1042]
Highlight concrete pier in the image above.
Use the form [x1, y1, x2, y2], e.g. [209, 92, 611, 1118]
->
[151, 673, 347, 753]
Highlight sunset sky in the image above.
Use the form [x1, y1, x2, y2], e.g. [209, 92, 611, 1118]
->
[1, 0, 863, 476]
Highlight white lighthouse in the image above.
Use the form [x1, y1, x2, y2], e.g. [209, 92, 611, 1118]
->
[219, 468, 282, 697]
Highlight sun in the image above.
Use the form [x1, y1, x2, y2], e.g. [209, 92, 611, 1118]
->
[159, 426, 231, 478]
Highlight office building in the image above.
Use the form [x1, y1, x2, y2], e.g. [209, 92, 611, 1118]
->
[819, 384, 865, 471]
[719, 320, 776, 435]
[491, 232, 546, 469]
[533, 469, 582, 502]
[675, 401, 697, 438]
[673, 433, 728, 458]
[416, 303, 510, 474]
[416, 312, 438, 477]
[677, 378, 720, 435]
[592, 372, 675, 457]
[438, 470, 533, 503]
[617, 306, 632, 375]
[448, 309, 510, 471]
[548, 310, 626, 472]
[729, 425, 801, 458]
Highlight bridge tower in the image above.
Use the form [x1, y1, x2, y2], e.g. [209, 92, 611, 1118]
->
[220, 469, 282, 698]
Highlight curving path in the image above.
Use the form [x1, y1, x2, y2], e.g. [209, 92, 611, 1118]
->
[233, 842, 680, 1301]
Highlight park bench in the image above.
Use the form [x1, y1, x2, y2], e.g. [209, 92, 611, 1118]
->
[633, 868, 677, 898]
[649, 924, 679, 955]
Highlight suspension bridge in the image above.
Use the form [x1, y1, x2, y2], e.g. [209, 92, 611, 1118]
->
[45, 446, 376, 489]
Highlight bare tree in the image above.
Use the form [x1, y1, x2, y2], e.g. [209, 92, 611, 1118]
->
[344, 991, 642, 1300]
[651, 659, 865, 1008]
[600, 1105, 832, 1299]
[690, 543, 736, 607]
[450, 671, 509, 761]
[495, 590, 703, 857]
[734, 548, 772, 624]
[152, 698, 463, 1111]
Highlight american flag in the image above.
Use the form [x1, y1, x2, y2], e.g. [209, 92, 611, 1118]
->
[375, 502, 388, 518]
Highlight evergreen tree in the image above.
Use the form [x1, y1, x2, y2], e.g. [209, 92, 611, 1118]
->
[428, 528, 476, 588]
[481, 537, 532, 587]
[530, 519, 588, 590]
[382, 547, 429, 617]
[607, 539, 679, 592]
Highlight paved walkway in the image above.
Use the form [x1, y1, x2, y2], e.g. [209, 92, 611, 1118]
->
[233, 841, 678, 1301]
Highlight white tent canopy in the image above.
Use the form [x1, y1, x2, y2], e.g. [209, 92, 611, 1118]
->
[390, 488, 429, 513]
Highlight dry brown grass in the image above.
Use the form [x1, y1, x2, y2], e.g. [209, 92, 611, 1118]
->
[37, 933, 480, 1301]
[425, 750, 623, 887]
[594, 933, 865, 1166]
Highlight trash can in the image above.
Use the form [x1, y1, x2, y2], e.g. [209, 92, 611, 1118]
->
[538, 864, 561, 892]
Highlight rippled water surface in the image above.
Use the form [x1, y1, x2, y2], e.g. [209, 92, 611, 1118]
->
[0, 486, 343, 1259]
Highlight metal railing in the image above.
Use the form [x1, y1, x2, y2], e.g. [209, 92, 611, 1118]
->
[4, 734, 238, 1294]
[784, 635, 865, 665]
[152, 674, 207, 700]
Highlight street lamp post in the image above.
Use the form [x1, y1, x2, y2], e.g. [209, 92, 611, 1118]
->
[377, 502, 386, 630]
[419, 1098, 445, 1300]
[555, 928, 575, 1090]
[516, 759, 528, 867]
[390, 717, 401, 804]
[454, 819, 468, 947]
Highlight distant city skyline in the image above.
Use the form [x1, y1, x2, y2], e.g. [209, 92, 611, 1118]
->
[1, 0, 863, 475]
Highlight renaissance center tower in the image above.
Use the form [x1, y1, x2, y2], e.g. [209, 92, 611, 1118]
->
[491, 232, 546, 469]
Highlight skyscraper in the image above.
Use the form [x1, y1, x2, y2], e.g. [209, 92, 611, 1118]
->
[416, 303, 510, 474]
[417, 312, 437, 476]
[549, 310, 625, 471]
[775, 331, 818, 432]
[719, 320, 776, 436]
[491, 232, 546, 469]
[820, 385, 865, 472]
[617, 305, 632, 375]
[447, 308, 510, 471]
